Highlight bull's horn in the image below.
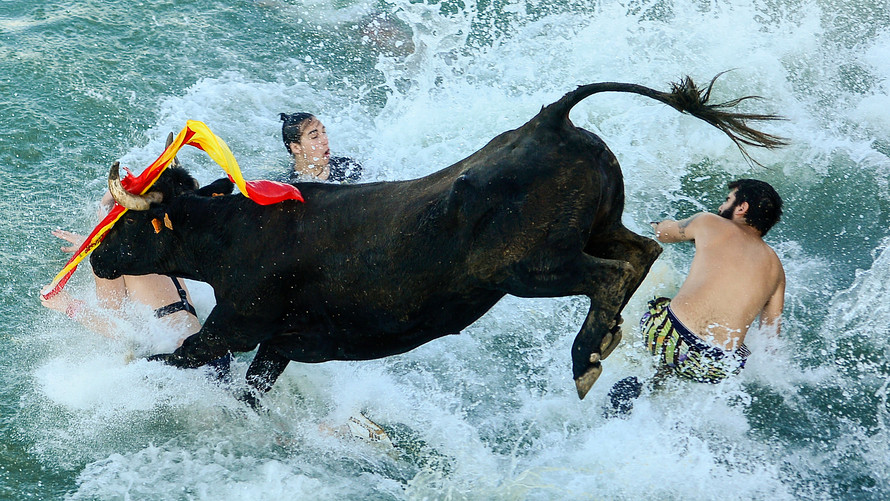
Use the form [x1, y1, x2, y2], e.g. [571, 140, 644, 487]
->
[165, 132, 181, 168]
[108, 161, 162, 211]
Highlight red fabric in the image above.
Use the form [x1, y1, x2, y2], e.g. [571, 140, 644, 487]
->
[42, 121, 303, 300]
[229, 176, 305, 205]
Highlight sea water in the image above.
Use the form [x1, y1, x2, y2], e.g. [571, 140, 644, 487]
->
[2, 0, 889, 499]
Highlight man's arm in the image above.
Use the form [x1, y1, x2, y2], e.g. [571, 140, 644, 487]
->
[651, 213, 703, 243]
[759, 268, 785, 335]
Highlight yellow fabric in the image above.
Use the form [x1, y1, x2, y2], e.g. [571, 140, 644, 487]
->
[177, 120, 251, 199]
[42, 121, 300, 299]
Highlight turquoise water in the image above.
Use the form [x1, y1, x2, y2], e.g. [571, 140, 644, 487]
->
[3, 0, 890, 499]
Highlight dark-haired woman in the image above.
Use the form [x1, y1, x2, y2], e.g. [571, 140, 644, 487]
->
[279, 112, 362, 183]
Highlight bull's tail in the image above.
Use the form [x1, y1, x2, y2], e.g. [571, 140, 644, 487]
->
[546, 73, 787, 165]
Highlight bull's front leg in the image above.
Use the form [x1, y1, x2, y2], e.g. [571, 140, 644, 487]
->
[148, 306, 261, 368]
[246, 342, 291, 393]
[239, 342, 292, 409]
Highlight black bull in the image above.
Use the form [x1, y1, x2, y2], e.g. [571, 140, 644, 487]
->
[90, 77, 783, 400]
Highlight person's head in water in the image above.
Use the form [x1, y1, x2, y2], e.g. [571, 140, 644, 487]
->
[280, 112, 331, 178]
[717, 179, 783, 236]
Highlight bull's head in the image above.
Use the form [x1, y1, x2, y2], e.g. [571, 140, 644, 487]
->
[90, 161, 233, 280]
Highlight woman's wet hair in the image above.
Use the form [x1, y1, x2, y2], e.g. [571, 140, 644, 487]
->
[280, 112, 315, 153]
[728, 179, 783, 236]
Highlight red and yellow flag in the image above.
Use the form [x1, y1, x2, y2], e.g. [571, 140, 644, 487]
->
[41, 120, 303, 300]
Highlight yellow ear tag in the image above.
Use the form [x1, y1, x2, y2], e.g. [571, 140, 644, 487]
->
[164, 213, 173, 230]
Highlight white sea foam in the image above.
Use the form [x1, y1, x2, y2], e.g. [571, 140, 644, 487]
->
[17, 0, 890, 499]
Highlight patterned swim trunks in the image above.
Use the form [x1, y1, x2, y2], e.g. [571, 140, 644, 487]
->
[640, 297, 751, 383]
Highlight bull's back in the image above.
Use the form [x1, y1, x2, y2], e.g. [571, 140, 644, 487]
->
[216, 181, 488, 325]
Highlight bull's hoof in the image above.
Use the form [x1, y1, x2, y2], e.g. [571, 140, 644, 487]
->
[599, 327, 623, 360]
[594, 316, 624, 361]
[147, 352, 198, 368]
[574, 362, 602, 400]
[147, 353, 173, 364]
[238, 390, 264, 411]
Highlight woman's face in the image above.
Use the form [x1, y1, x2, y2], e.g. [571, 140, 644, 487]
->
[290, 118, 330, 168]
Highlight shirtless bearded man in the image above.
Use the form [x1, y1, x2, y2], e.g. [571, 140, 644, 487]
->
[609, 179, 785, 413]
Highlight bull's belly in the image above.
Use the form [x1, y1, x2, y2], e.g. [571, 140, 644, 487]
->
[272, 293, 503, 363]
[273, 328, 457, 362]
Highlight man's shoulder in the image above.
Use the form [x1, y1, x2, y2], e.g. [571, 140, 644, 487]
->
[766, 244, 785, 273]
[684, 212, 740, 243]
[690, 212, 724, 225]
[692, 212, 741, 232]
[682, 212, 723, 233]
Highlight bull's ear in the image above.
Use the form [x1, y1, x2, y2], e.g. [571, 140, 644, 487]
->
[151, 212, 174, 233]
[447, 172, 479, 219]
[195, 178, 234, 197]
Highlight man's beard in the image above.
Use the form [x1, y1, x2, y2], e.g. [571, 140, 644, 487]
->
[718, 203, 737, 220]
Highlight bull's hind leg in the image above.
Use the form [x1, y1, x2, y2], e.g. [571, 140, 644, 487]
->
[586, 224, 662, 313]
[501, 253, 637, 399]
[571, 289, 628, 400]
[573, 225, 662, 398]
